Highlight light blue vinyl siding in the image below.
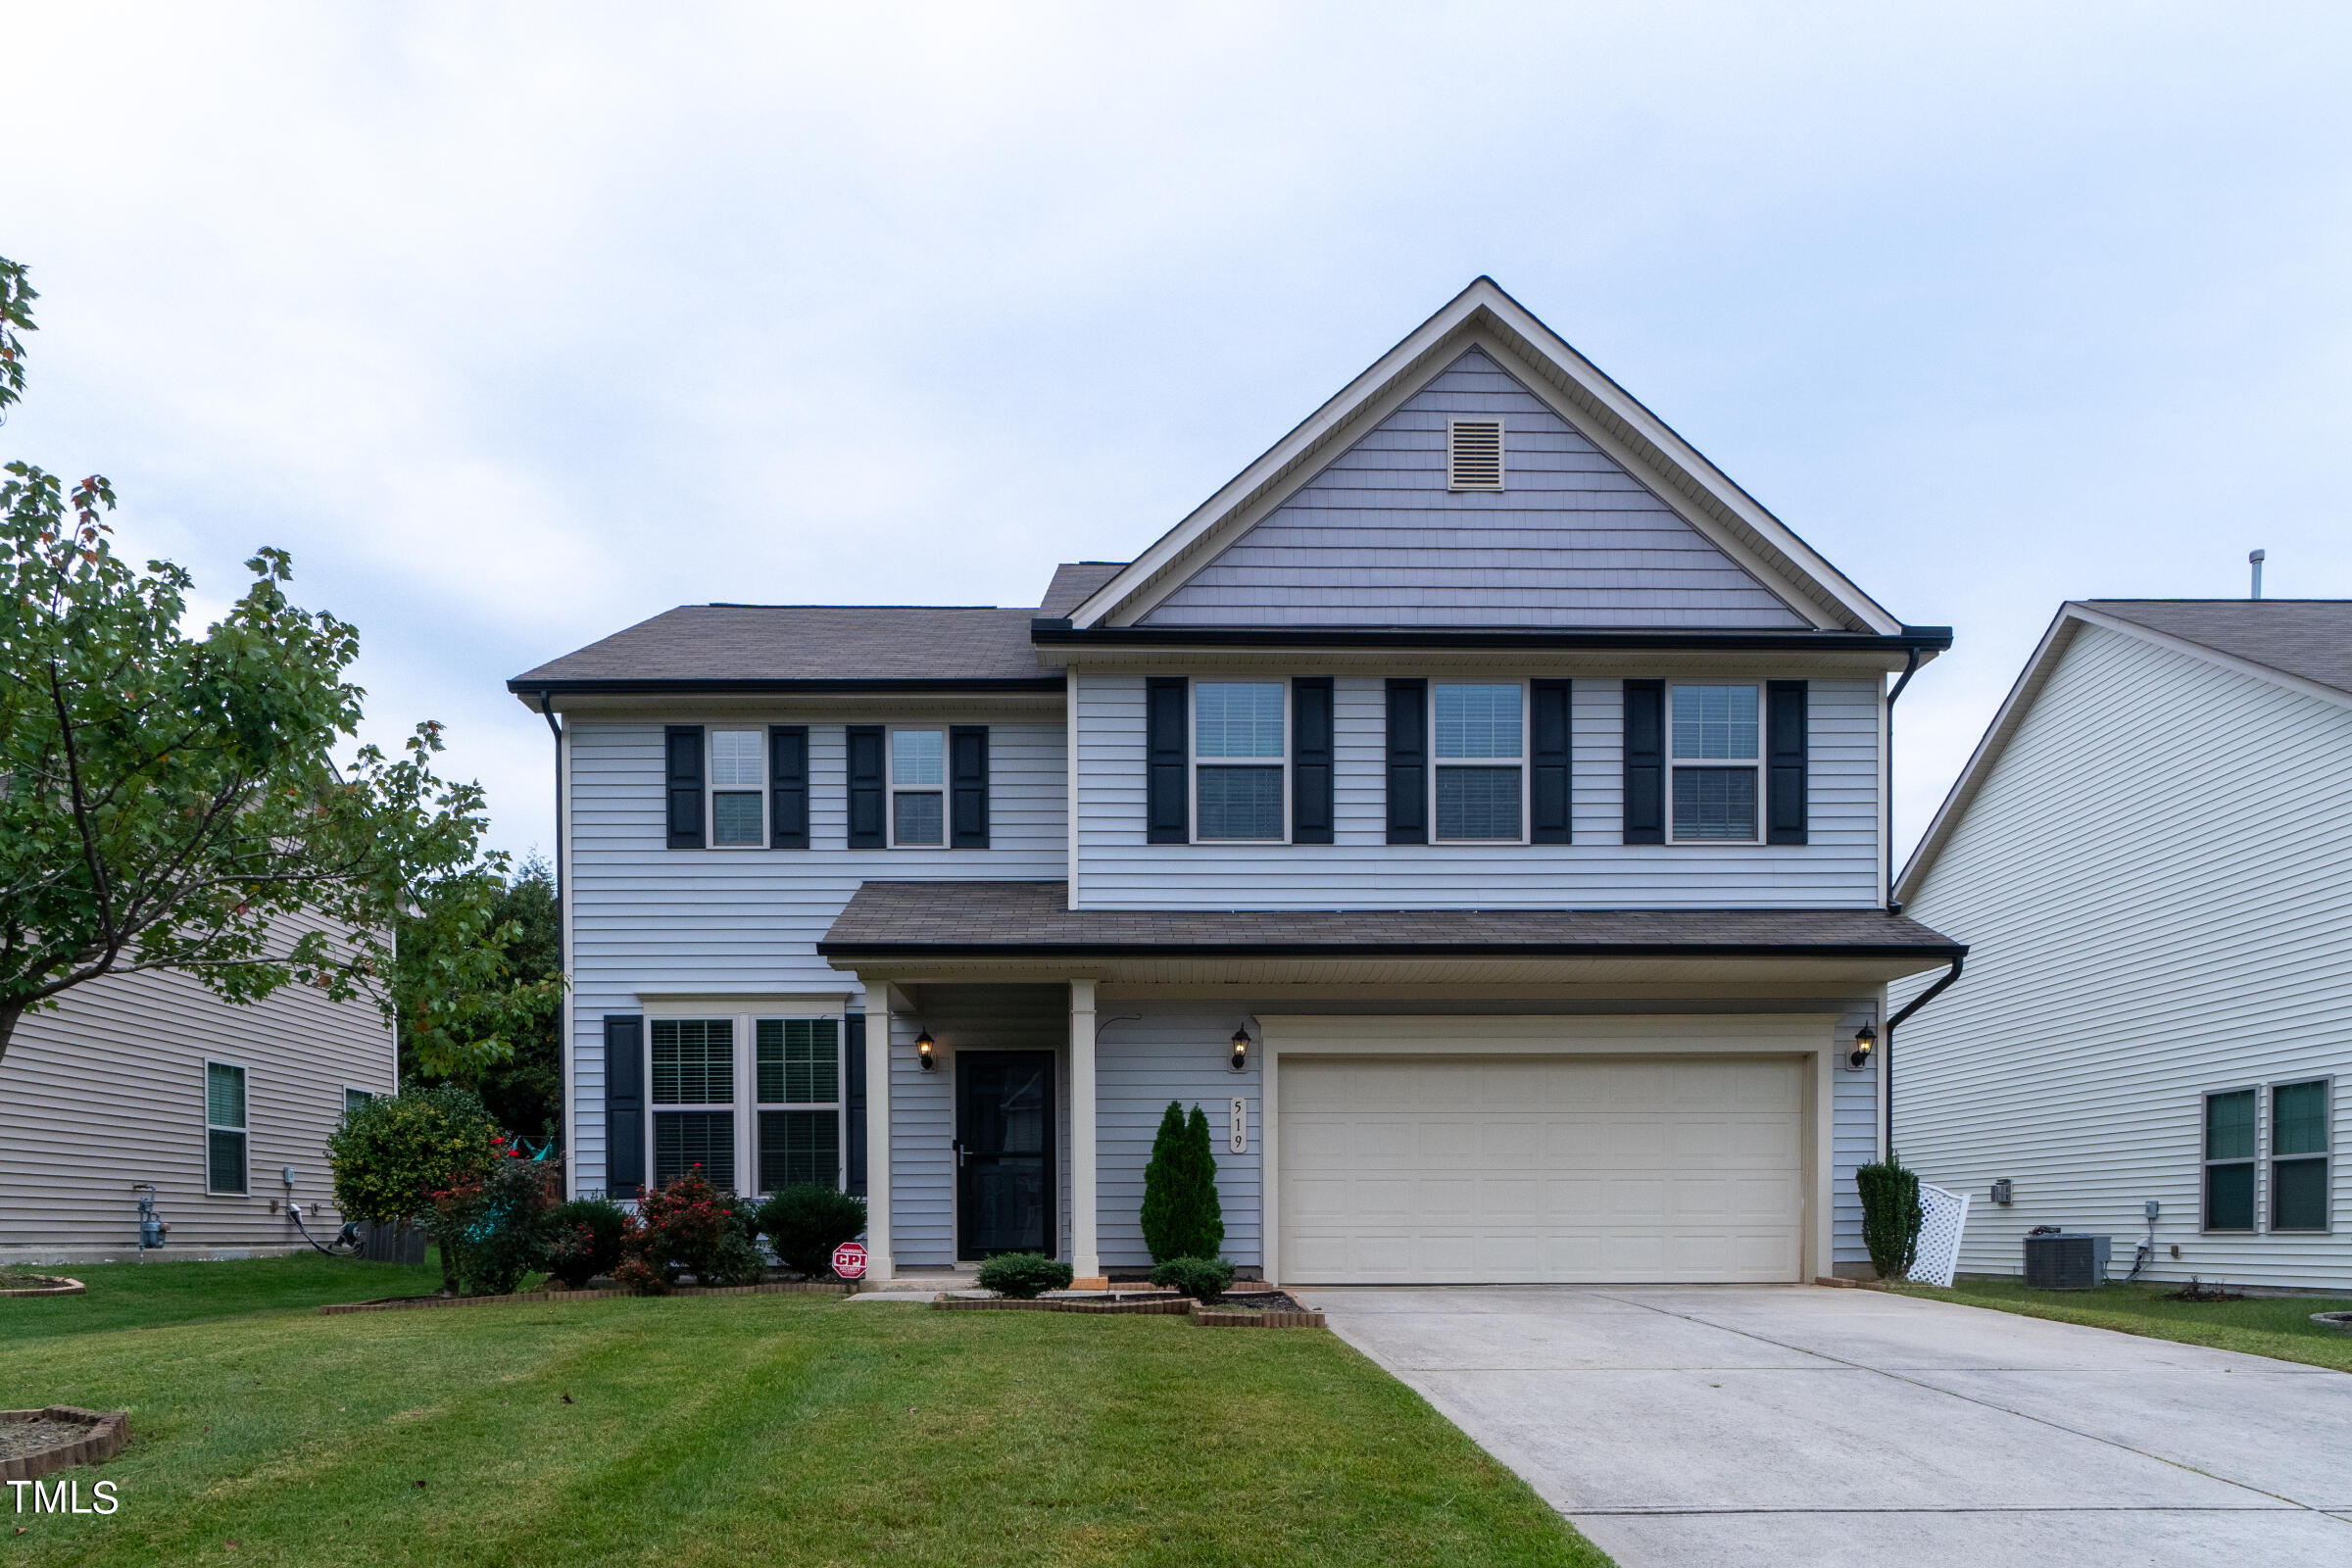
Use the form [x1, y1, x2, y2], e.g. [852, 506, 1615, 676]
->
[1140, 348, 1808, 629]
[1097, 1010, 1264, 1270]
[566, 716, 1066, 1198]
[1076, 673, 1880, 908]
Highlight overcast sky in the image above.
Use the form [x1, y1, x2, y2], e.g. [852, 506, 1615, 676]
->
[7, 2, 2349, 871]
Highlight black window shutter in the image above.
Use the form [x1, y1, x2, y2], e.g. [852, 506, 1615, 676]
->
[846, 725, 885, 849]
[604, 1014, 645, 1197]
[1292, 677, 1335, 845]
[1386, 679, 1428, 845]
[844, 1013, 867, 1198]
[950, 725, 990, 849]
[1767, 680, 1809, 845]
[1622, 680, 1665, 845]
[1531, 678, 1572, 844]
[663, 725, 705, 850]
[1146, 677, 1189, 844]
[769, 725, 808, 850]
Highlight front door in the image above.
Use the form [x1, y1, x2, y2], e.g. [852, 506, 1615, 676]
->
[956, 1052, 1056, 1259]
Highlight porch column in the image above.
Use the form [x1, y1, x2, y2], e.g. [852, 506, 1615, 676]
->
[864, 983, 894, 1282]
[1070, 979, 1101, 1284]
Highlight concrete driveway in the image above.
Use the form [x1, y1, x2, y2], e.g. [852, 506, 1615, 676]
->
[1294, 1284, 2352, 1567]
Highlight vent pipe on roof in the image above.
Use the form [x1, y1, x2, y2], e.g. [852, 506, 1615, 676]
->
[2249, 549, 2266, 600]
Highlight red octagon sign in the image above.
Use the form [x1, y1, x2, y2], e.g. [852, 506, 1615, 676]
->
[831, 1241, 868, 1281]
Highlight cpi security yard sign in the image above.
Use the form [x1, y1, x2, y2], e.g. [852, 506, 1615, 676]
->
[831, 1242, 867, 1280]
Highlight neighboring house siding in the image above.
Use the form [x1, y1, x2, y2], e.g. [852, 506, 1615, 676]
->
[1075, 672, 1880, 908]
[1140, 347, 1808, 629]
[567, 716, 1067, 1197]
[0, 958, 396, 1257]
[1893, 623, 2352, 1290]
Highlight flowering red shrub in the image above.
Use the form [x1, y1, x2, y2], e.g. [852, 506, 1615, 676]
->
[613, 1167, 742, 1292]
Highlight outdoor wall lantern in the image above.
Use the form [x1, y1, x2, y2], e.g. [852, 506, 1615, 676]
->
[916, 1029, 937, 1071]
[1847, 1023, 1877, 1070]
[1229, 1027, 1251, 1072]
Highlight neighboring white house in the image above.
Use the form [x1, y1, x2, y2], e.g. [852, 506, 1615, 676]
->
[0, 959, 398, 1265]
[1892, 600, 2351, 1291]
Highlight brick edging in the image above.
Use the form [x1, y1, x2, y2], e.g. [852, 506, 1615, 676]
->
[0, 1407, 128, 1483]
[931, 1295, 1324, 1327]
[0, 1277, 84, 1298]
[318, 1279, 851, 1315]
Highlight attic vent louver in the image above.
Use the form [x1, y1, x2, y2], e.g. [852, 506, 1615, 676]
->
[1447, 418, 1503, 491]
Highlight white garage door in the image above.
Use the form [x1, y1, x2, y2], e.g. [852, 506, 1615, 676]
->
[1279, 1055, 1804, 1285]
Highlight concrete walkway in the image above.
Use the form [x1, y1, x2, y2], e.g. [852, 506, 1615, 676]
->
[1294, 1284, 2352, 1567]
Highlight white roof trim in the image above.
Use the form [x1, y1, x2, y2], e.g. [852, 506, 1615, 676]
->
[1895, 601, 2352, 904]
[1066, 276, 1903, 635]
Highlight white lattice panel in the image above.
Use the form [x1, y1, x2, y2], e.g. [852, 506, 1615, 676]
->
[1908, 1182, 1970, 1288]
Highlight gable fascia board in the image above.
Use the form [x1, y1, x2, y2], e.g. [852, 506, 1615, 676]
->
[1893, 601, 2352, 905]
[1069, 277, 1902, 635]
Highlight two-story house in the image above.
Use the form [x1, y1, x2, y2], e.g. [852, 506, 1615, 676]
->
[509, 278, 1962, 1287]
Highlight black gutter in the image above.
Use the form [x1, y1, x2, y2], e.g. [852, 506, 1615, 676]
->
[1029, 621, 1954, 654]
[505, 676, 1066, 696]
[1883, 952, 1964, 1156]
[817, 940, 1967, 961]
[535, 691, 564, 973]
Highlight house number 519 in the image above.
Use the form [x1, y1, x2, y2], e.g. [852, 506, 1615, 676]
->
[1229, 1097, 1247, 1154]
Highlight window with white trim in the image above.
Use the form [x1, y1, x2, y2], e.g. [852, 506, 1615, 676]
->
[343, 1087, 375, 1115]
[1669, 683, 1761, 843]
[709, 730, 765, 848]
[1433, 682, 1524, 841]
[1195, 682, 1286, 841]
[2203, 1087, 2257, 1232]
[2272, 1079, 2330, 1232]
[206, 1061, 249, 1195]
[757, 1018, 843, 1192]
[890, 728, 946, 847]
[651, 1018, 735, 1190]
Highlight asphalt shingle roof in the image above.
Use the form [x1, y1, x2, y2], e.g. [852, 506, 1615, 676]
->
[817, 880, 1962, 956]
[508, 605, 1050, 688]
[1039, 562, 1127, 618]
[2082, 600, 2352, 698]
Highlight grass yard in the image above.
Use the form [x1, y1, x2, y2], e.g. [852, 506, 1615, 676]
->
[4, 1252, 445, 1345]
[1887, 1275, 2352, 1372]
[5, 1258, 1606, 1568]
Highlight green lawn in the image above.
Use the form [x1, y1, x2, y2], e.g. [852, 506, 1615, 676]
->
[4, 1252, 445, 1345]
[5, 1258, 1605, 1568]
[1887, 1275, 2352, 1372]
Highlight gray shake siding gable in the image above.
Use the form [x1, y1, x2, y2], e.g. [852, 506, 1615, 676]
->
[1141, 349, 1809, 629]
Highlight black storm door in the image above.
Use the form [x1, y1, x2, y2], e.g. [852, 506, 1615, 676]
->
[956, 1052, 1055, 1260]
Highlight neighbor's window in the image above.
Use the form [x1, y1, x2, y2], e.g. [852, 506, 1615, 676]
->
[891, 728, 946, 847]
[1670, 684, 1761, 843]
[2203, 1087, 2257, 1232]
[2272, 1079, 2330, 1232]
[1435, 682, 1523, 841]
[652, 1018, 735, 1190]
[709, 730, 765, 848]
[343, 1088, 374, 1115]
[206, 1061, 249, 1196]
[757, 1018, 842, 1192]
[1195, 681, 1285, 841]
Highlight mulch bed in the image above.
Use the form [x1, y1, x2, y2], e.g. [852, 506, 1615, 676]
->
[2164, 1281, 2249, 1302]
[319, 1279, 850, 1315]
[0, 1273, 85, 1298]
[934, 1289, 1323, 1328]
[0, 1408, 128, 1483]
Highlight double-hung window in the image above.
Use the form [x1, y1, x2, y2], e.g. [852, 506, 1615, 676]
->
[890, 729, 946, 847]
[757, 1018, 843, 1191]
[1195, 682, 1286, 841]
[651, 1018, 735, 1190]
[343, 1088, 375, 1115]
[1669, 683, 1761, 843]
[2202, 1087, 2258, 1232]
[709, 730, 765, 848]
[2272, 1079, 2331, 1232]
[206, 1061, 249, 1196]
[1433, 682, 1523, 841]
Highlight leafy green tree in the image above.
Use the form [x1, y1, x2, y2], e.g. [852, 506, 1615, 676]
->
[0, 254, 526, 1069]
[1139, 1100, 1226, 1263]
[394, 856, 564, 1139]
[327, 1084, 501, 1294]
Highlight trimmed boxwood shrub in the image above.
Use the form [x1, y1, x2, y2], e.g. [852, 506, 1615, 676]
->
[1857, 1154, 1924, 1281]
[755, 1184, 869, 1277]
[542, 1198, 629, 1288]
[977, 1252, 1072, 1299]
[1150, 1255, 1235, 1303]
[1140, 1101, 1225, 1263]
